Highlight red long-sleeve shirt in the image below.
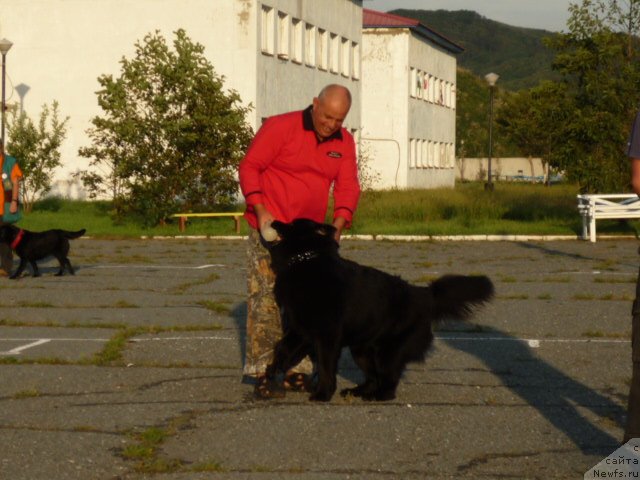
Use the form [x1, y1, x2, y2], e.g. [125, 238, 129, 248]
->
[239, 106, 361, 230]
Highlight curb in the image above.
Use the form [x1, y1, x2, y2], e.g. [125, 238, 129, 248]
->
[126, 234, 639, 242]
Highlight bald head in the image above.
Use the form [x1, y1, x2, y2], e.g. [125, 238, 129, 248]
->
[311, 84, 352, 140]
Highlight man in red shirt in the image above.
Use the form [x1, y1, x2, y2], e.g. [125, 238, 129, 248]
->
[239, 84, 361, 398]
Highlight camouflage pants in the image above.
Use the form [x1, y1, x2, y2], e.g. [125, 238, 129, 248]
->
[626, 266, 640, 441]
[242, 229, 313, 378]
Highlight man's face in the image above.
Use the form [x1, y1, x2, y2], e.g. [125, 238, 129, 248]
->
[311, 96, 350, 140]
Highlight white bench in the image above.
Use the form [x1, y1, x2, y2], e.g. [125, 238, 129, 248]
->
[577, 194, 640, 242]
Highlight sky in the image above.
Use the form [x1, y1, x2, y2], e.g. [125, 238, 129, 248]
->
[364, 0, 574, 32]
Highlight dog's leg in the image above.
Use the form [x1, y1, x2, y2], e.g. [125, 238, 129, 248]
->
[9, 258, 27, 280]
[340, 347, 379, 398]
[266, 331, 311, 381]
[364, 348, 407, 401]
[54, 255, 72, 276]
[29, 261, 41, 278]
[310, 335, 340, 402]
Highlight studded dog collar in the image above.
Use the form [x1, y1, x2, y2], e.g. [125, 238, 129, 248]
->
[286, 250, 320, 267]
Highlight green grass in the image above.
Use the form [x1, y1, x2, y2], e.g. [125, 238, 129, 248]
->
[17, 183, 640, 237]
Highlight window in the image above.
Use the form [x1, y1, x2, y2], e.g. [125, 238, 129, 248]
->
[416, 139, 423, 168]
[426, 141, 434, 168]
[260, 6, 275, 54]
[452, 85, 457, 110]
[341, 37, 350, 77]
[417, 71, 424, 100]
[292, 18, 303, 63]
[421, 140, 429, 168]
[277, 11, 289, 59]
[410, 68, 417, 97]
[305, 24, 316, 67]
[427, 75, 434, 103]
[409, 139, 417, 168]
[330, 33, 340, 73]
[317, 29, 328, 70]
[351, 42, 360, 79]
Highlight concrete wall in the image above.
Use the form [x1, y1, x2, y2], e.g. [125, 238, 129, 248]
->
[360, 28, 407, 189]
[361, 26, 457, 190]
[0, 0, 362, 197]
[457, 157, 548, 182]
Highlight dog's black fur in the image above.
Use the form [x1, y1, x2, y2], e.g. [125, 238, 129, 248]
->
[265, 218, 494, 402]
[0, 225, 86, 279]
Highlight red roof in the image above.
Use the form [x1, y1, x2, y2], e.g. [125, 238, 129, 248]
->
[363, 8, 420, 27]
[362, 8, 464, 54]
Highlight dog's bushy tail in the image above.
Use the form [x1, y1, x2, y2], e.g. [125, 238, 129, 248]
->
[63, 229, 86, 239]
[430, 275, 494, 320]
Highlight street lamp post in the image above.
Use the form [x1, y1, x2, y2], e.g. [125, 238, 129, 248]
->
[484, 72, 499, 191]
[0, 38, 13, 155]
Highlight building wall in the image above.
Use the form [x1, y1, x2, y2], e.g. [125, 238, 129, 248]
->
[360, 28, 408, 189]
[256, 0, 362, 129]
[0, 0, 361, 197]
[361, 27, 457, 190]
[406, 31, 457, 189]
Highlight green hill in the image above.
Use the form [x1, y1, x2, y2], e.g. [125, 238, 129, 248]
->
[390, 9, 559, 91]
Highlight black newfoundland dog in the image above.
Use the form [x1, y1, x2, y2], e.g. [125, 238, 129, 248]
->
[264, 218, 494, 402]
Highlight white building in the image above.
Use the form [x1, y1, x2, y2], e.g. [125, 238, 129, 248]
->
[361, 9, 463, 190]
[0, 0, 362, 197]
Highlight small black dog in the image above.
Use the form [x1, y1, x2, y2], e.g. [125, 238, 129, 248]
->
[0, 225, 86, 279]
[265, 218, 494, 402]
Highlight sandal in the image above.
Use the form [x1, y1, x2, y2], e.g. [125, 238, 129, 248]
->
[283, 372, 312, 392]
[254, 375, 285, 399]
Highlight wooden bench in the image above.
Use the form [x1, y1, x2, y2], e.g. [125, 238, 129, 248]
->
[577, 194, 640, 242]
[170, 212, 244, 233]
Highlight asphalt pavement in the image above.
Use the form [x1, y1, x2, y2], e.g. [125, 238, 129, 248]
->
[0, 236, 637, 479]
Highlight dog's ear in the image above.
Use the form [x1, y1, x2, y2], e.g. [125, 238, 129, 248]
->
[316, 223, 337, 237]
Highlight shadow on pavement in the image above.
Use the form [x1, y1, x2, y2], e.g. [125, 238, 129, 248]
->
[442, 326, 626, 456]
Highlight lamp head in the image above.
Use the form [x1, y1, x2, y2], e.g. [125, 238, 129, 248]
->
[484, 72, 499, 87]
[0, 38, 13, 55]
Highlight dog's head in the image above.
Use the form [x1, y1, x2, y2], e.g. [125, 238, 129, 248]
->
[268, 218, 339, 272]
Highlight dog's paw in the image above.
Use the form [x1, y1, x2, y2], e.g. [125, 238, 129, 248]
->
[340, 387, 362, 398]
[362, 390, 396, 402]
[309, 390, 333, 402]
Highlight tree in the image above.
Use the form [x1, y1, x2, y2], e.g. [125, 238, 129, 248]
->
[537, 0, 640, 192]
[78, 29, 253, 225]
[6, 101, 69, 213]
[496, 81, 570, 184]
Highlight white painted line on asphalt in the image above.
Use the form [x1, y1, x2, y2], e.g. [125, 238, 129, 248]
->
[88, 264, 227, 270]
[437, 336, 629, 347]
[130, 336, 236, 342]
[0, 335, 627, 357]
[0, 339, 51, 355]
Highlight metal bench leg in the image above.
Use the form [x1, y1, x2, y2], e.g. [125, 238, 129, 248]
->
[233, 216, 240, 234]
[590, 216, 596, 242]
[582, 217, 588, 240]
